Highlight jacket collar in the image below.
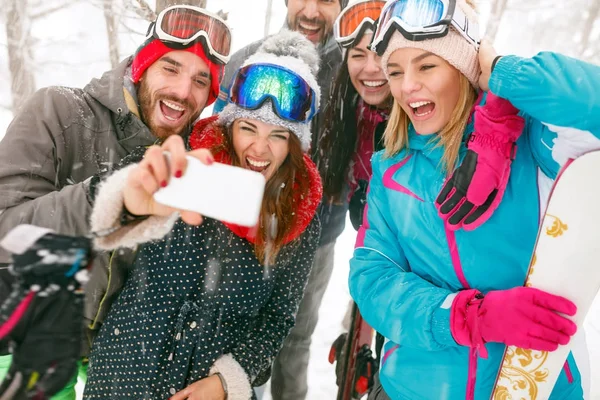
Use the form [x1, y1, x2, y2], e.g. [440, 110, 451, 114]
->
[407, 92, 485, 163]
[407, 118, 475, 164]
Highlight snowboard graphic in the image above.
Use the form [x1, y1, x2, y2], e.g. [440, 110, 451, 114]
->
[491, 150, 600, 399]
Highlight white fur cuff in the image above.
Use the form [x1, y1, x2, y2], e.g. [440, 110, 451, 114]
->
[90, 164, 178, 250]
[210, 354, 252, 400]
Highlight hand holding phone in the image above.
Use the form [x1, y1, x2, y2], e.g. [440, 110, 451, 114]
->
[122, 135, 265, 227]
[154, 155, 265, 227]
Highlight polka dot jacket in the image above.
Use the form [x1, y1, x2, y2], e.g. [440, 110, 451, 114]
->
[85, 120, 324, 399]
[84, 216, 320, 400]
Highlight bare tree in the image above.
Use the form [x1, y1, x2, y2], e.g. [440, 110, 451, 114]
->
[155, 0, 207, 13]
[103, 0, 120, 68]
[578, 0, 600, 59]
[29, 0, 76, 20]
[216, 10, 228, 21]
[129, 0, 228, 23]
[131, 0, 156, 21]
[264, 0, 274, 37]
[6, 0, 36, 112]
[486, 0, 509, 43]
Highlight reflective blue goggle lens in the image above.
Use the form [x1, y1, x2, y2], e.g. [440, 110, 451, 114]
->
[382, 0, 446, 29]
[229, 64, 317, 123]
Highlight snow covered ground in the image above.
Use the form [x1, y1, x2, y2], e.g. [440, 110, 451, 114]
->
[0, 0, 599, 399]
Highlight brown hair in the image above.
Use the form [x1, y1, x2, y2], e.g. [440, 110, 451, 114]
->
[212, 123, 310, 265]
[383, 73, 477, 173]
[317, 52, 359, 201]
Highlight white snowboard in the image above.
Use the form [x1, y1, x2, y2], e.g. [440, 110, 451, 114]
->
[491, 151, 600, 399]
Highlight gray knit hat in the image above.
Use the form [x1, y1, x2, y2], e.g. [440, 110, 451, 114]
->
[217, 29, 320, 151]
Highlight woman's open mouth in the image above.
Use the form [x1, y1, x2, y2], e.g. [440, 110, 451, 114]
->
[246, 157, 271, 174]
[408, 100, 436, 120]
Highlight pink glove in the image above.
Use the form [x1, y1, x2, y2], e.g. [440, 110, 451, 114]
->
[450, 287, 577, 358]
[436, 92, 525, 231]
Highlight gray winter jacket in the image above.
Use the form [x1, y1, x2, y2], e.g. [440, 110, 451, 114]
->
[213, 28, 347, 246]
[0, 57, 160, 353]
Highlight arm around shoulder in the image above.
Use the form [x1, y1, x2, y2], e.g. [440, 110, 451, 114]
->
[489, 52, 600, 134]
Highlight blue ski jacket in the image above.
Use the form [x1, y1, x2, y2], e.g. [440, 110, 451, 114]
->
[349, 52, 600, 400]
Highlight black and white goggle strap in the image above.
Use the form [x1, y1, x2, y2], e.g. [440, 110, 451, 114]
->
[451, 6, 480, 49]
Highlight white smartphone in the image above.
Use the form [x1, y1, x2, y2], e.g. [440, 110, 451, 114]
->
[153, 154, 266, 227]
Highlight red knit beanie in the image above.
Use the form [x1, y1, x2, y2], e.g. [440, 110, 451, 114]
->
[131, 39, 223, 105]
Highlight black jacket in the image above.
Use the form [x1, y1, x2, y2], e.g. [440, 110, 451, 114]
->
[84, 218, 320, 399]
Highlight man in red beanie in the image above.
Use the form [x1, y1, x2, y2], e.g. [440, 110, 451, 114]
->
[130, 7, 229, 139]
[0, 6, 230, 399]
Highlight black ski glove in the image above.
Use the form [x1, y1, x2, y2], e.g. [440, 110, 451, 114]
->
[435, 92, 524, 231]
[329, 332, 348, 387]
[0, 225, 92, 400]
[349, 180, 369, 231]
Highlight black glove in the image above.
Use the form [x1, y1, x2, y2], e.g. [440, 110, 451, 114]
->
[252, 364, 272, 387]
[0, 226, 92, 400]
[349, 180, 369, 231]
[328, 332, 348, 387]
[0, 266, 14, 355]
[434, 92, 524, 231]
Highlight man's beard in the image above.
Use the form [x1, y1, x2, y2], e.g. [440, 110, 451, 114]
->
[290, 16, 334, 46]
[137, 80, 200, 140]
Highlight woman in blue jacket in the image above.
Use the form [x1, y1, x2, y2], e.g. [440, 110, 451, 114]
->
[349, 0, 600, 399]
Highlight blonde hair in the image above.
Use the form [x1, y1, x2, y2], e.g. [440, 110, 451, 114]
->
[383, 74, 477, 174]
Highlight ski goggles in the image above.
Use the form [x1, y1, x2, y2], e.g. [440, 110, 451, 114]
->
[229, 63, 318, 123]
[145, 5, 232, 64]
[333, 0, 387, 48]
[371, 0, 480, 56]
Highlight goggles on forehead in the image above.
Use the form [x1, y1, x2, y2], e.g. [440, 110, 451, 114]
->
[334, 0, 387, 48]
[229, 63, 318, 123]
[145, 5, 232, 64]
[370, 0, 480, 56]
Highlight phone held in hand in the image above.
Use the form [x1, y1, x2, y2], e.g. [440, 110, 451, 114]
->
[153, 155, 266, 227]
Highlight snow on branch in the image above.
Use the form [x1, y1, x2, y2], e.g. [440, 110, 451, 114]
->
[30, 2, 76, 20]
[133, 0, 156, 21]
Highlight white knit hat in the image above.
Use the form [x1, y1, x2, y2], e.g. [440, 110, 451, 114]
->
[217, 29, 321, 151]
[380, 0, 481, 89]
